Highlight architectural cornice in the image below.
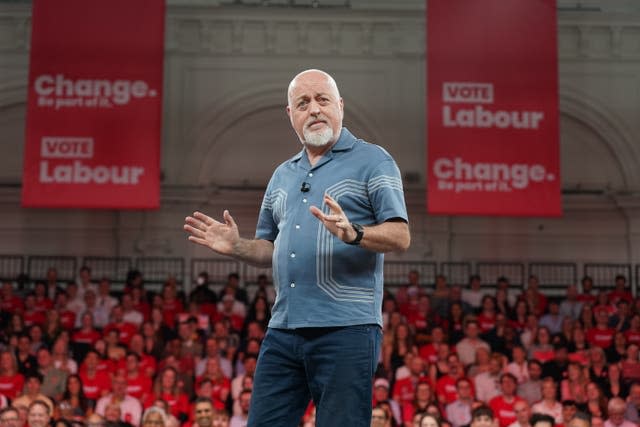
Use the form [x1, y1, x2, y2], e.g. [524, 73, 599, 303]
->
[1, 3, 639, 59]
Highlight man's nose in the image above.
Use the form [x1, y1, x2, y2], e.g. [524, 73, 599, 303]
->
[309, 100, 321, 114]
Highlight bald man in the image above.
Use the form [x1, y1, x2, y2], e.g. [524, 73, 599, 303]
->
[185, 69, 410, 427]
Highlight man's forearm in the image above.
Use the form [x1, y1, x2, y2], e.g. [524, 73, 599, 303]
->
[231, 238, 274, 268]
[357, 220, 410, 253]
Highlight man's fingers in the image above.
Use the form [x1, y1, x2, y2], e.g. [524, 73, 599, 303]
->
[323, 195, 343, 213]
[183, 224, 205, 238]
[193, 211, 217, 226]
[187, 235, 209, 247]
[223, 210, 237, 228]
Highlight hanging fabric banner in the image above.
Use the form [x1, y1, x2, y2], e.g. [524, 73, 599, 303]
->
[22, 0, 165, 209]
[427, 0, 560, 216]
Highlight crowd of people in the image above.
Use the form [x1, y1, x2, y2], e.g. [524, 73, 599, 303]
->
[0, 266, 639, 427]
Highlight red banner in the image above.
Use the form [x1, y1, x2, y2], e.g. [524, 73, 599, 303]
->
[427, 0, 560, 216]
[22, 0, 165, 209]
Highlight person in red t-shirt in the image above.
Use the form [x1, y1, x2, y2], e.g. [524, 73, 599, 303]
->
[144, 367, 190, 423]
[1, 281, 24, 314]
[79, 350, 111, 401]
[436, 353, 465, 406]
[53, 291, 76, 331]
[23, 294, 46, 327]
[160, 284, 184, 329]
[577, 276, 597, 305]
[625, 314, 640, 345]
[402, 381, 436, 425]
[608, 275, 633, 305]
[489, 373, 526, 427]
[392, 355, 429, 407]
[122, 352, 152, 402]
[418, 326, 445, 365]
[0, 350, 24, 400]
[587, 308, 615, 349]
[33, 281, 54, 314]
[72, 312, 102, 346]
[522, 275, 547, 317]
[103, 306, 138, 346]
[127, 334, 157, 378]
[195, 358, 230, 409]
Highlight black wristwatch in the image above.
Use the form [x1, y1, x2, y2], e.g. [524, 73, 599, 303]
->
[346, 223, 364, 246]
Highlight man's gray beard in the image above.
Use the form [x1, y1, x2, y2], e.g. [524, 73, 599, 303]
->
[303, 126, 334, 148]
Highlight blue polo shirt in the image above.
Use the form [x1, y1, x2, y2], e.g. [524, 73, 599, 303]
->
[256, 128, 408, 329]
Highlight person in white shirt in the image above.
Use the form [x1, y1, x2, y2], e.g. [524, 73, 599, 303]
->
[474, 353, 504, 403]
[456, 320, 490, 367]
[121, 294, 144, 327]
[462, 275, 485, 311]
[446, 377, 477, 427]
[95, 374, 142, 426]
[507, 400, 531, 427]
[505, 346, 529, 385]
[96, 279, 118, 316]
[531, 378, 563, 425]
[604, 397, 636, 427]
[229, 389, 250, 427]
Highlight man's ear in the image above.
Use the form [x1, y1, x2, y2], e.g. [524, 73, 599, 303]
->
[286, 105, 291, 118]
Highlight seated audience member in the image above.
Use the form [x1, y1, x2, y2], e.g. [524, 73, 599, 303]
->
[560, 401, 579, 427]
[587, 308, 615, 350]
[529, 414, 555, 427]
[370, 405, 389, 427]
[229, 388, 251, 427]
[561, 362, 589, 404]
[467, 346, 491, 379]
[445, 378, 477, 427]
[625, 382, 640, 423]
[403, 381, 436, 427]
[145, 367, 190, 423]
[79, 350, 112, 402]
[581, 382, 608, 421]
[0, 350, 25, 400]
[0, 407, 20, 427]
[577, 276, 596, 305]
[12, 373, 54, 414]
[436, 354, 465, 405]
[418, 326, 445, 366]
[528, 327, 554, 363]
[394, 354, 428, 405]
[456, 320, 490, 367]
[531, 377, 563, 424]
[470, 405, 495, 427]
[539, 300, 564, 335]
[489, 373, 526, 427]
[59, 374, 90, 421]
[568, 412, 593, 427]
[607, 276, 632, 306]
[603, 398, 635, 427]
[624, 314, 640, 345]
[372, 378, 401, 427]
[419, 413, 440, 427]
[95, 374, 142, 427]
[620, 344, 640, 384]
[505, 346, 529, 385]
[588, 347, 609, 392]
[560, 285, 583, 321]
[36, 347, 67, 402]
[27, 400, 52, 427]
[508, 400, 531, 427]
[461, 274, 485, 311]
[474, 353, 504, 403]
[604, 363, 628, 400]
[542, 343, 570, 384]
